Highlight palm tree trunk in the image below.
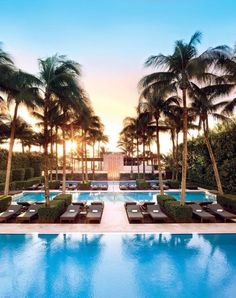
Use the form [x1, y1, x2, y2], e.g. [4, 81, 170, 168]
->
[55, 126, 58, 181]
[81, 134, 85, 182]
[136, 138, 140, 179]
[203, 120, 223, 194]
[149, 144, 154, 175]
[50, 126, 53, 181]
[142, 138, 145, 179]
[62, 127, 66, 194]
[92, 142, 95, 179]
[175, 132, 179, 180]
[43, 95, 50, 206]
[171, 130, 176, 180]
[155, 117, 164, 195]
[180, 89, 188, 206]
[4, 102, 19, 195]
[70, 124, 74, 176]
[130, 139, 134, 179]
[22, 142, 25, 154]
[85, 139, 88, 181]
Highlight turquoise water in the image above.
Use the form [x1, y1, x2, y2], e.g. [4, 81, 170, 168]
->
[15, 192, 58, 202]
[15, 191, 215, 202]
[0, 233, 235, 298]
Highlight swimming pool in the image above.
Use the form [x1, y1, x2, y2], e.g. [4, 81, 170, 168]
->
[0, 233, 235, 298]
[14, 191, 215, 203]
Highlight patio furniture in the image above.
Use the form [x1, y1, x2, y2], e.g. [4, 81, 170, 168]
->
[26, 183, 41, 190]
[60, 204, 81, 223]
[0, 205, 23, 223]
[126, 204, 144, 223]
[191, 203, 216, 223]
[16, 204, 40, 223]
[128, 184, 137, 190]
[86, 204, 104, 223]
[207, 203, 236, 222]
[120, 183, 128, 190]
[147, 204, 168, 222]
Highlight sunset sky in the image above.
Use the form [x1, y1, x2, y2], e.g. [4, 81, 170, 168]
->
[1, 0, 236, 152]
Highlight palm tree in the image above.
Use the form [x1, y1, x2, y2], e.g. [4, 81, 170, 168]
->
[139, 90, 179, 194]
[190, 82, 234, 194]
[140, 31, 225, 204]
[3, 69, 41, 195]
[38, 55, 81, 204]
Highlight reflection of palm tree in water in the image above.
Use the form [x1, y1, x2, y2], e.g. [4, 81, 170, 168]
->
[38, 234, 103, 297]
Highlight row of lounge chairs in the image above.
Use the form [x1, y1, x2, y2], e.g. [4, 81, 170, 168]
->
[0, 202, 104, 224]
[125, 202, 236, 223]
[119, 182, 169, 191]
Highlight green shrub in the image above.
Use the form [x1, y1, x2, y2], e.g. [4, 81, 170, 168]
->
[0, 195, 12, 212]
[24, 177, 42, 188]
[38, 200, 65, 223]
[24, 167, 34, 180]
[156, 195, 176, 208]
[12, 168, 25, 181]
[49, 180, 60, 189]
[14, 181, 27, 190]
[217, 194, 236, 212]
[54, 193, 72, 206]
[0, 183, 4, 191]
[0, 171, 6, 183]
[136, 179, 149, 190]
[166, 180, 180, 189]
[78, 181, 91, 190]
[164, 201, 192, 222]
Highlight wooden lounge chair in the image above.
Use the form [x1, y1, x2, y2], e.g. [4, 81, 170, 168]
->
[207, 203, 236, 222]
[120, 184, 128, 190]
[91, 184, 99, 190]
[126, 205, 144, 223]
[191, 204, 216, 223]
[86, 204, 103, 223]
[16, 205, 40, 223]
[100, 184, 108, 190]
[128, 184, 137, 190]
[150, 183, 158, 190]
[60, 205, 81, 222]
[68, 184, 78, 191]
[147, 204, 168, 222]
[26, 183, 40, 190]
[60, 205, 81, 223]
[0, 205, 23, 223]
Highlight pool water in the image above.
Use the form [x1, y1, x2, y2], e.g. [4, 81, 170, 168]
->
[0, 233, 235, 298]
[15, 191, 215, 203]
[15, 192, 59, 202]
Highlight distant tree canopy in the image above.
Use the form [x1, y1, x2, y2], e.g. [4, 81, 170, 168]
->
[183, 120, 236, 193]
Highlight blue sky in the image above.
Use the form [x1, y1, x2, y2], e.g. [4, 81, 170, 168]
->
[1, 0, 236, 151]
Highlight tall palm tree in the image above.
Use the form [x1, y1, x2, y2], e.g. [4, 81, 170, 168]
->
[3, 69, 41, 195]
[139, 90, 179, 194]
[140, 31, 225, 204]
[39, 55, 81, 204]
[190, 82, 234, 194]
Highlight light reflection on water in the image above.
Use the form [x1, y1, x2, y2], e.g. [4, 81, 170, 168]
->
[0, 233, 235, 298]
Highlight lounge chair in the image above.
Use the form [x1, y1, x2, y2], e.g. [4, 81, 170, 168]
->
[191, 203, 216, 223]
[16, 205, 40, 223]
[128, 184, 137, 190]
[86, 204, 103, 223]
[68, 183, 78, 191]
[60, 205, 81, 223]
[147, 204, 168, 222]
[0, 205, 23, 223]
[26, 183, 40, 190]
[126, 204, 144, 223]
[150, 183, 158, 190]
[120, 183, 128, 190]
[207, 203, 236, 222]
[91, 184, 99, 190]
[99, 184, 108, 190]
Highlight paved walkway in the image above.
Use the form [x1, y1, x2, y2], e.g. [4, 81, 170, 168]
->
[1, 202, 236, 234]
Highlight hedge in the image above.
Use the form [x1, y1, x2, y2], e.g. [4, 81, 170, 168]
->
[54, 194, 72, 206]
[217, 194, 236, 213]
[136, 179, 149, 190]
[49, 180, 60, 190]
[166, 180, 180, 189]
[0, 171, 6, 183]
[78, 181, 91, 190]
[24, 167, 34, 180]
[0, 182, 16, 192]
[38, 200, 65, 223]
[156, 194, 192, 222]
[164, 200, 192, 222]
[12, 168, 25, 181]
[0, 195, 12, 212]
[156, 195, 177, 208]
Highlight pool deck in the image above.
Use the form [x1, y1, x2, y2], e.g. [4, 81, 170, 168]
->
[1, 202, 236, 234]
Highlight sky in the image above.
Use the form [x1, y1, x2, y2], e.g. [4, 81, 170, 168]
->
[1, 0, 236, 153]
